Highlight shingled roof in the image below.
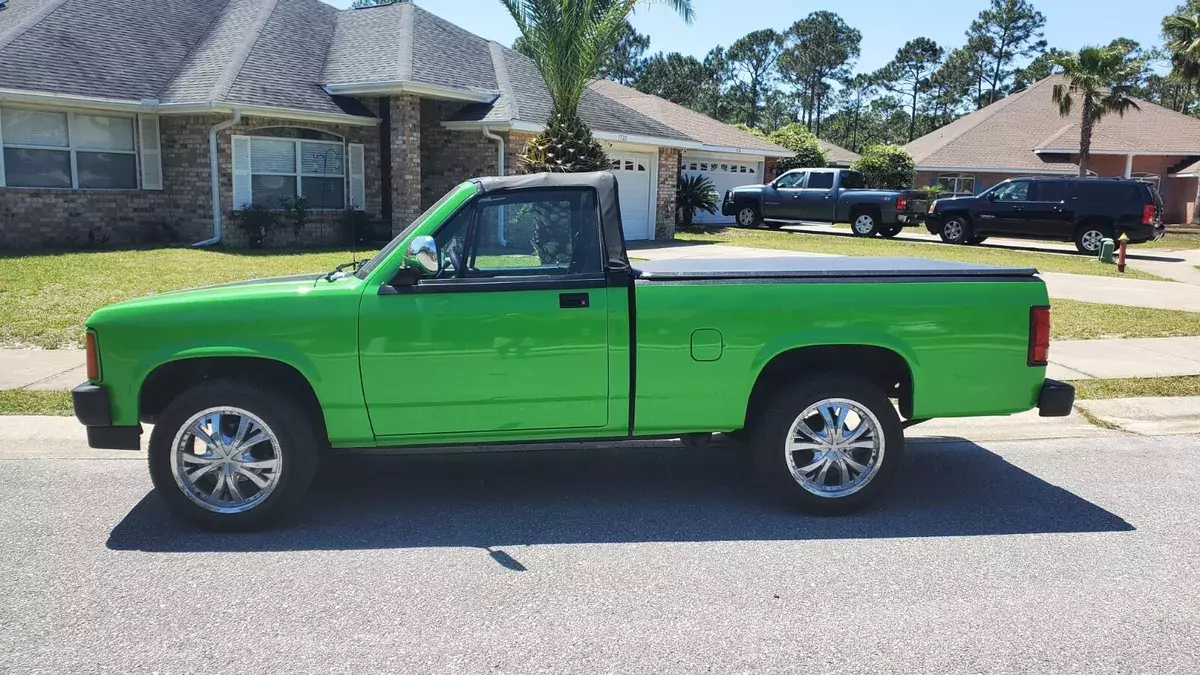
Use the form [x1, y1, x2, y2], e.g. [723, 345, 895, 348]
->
[906, 75, 1200, 174]
[0, 0, 786, 155]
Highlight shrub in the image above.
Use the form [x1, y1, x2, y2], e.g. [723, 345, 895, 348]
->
[768, 124, 827, 171]
[231, 203, 278, 249]
[852, 145, 916, 189]
[676, 174, 719, 230]
[279, 196, 310, 238]
[732, 123, 769, 140]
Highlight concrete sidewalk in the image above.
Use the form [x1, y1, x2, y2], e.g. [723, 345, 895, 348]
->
[0, 349, 87, 390]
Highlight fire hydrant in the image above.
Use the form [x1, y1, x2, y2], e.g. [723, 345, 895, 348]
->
[1117, 232, 1129, 273]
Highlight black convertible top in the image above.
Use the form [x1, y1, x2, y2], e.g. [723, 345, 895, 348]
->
[473, 172, 628, 272]
[634, 257, 1038, 280]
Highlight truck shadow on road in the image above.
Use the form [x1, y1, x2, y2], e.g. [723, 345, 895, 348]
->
[107, 439, 1133, 553]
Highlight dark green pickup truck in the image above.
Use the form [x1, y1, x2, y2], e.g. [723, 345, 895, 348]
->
[74, 172, 1073, 530]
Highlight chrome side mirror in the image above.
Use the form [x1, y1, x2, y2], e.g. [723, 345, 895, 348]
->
[404, 235, 438, 274]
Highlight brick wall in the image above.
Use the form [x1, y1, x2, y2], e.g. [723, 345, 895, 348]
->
[504, 131, 538, 174]
[390, 95, 422, 236]
[419, 99, 499, 208]
[0, 111, 383, 250]
[216, 114, 381, 247]
[764, 157, 782, 183]
[655, 148, 680, 240]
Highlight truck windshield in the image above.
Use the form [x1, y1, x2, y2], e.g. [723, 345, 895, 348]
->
[355, 183, 477, 279]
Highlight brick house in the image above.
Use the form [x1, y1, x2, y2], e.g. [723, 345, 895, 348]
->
[907, 75, 1200, 223]
[0, 0, 790, 249]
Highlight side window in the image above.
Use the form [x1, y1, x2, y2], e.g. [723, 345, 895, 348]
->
[775, 172, 806, 189]
[434, 188, 601, 279]
[993, 181, 1030, 202]
[806, 171, 834, 189]
[840, 171, 866, 189]
[1035, 181, 1068, 202]
[1074, 181, 1108, 203]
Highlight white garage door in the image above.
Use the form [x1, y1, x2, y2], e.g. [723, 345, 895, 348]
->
[681, 155, 764, 224]
[609, 153, 654, 240]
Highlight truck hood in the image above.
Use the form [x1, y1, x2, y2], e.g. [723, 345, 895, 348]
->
[87, 273, 327, 323]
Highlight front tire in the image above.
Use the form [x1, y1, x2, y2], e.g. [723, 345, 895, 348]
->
[148, 379, 320, 531]
[750, 375, 904, 515]
[850, 210, 880, 237]
[938, 215, 972, 244]
[736, 205, 762, 228]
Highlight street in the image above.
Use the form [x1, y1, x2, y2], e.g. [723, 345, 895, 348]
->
[2, 434, 1198, 673]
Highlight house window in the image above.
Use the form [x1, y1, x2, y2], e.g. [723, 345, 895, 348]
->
[0, 108, 138, 189]
[238, 135, 346, 210]
[936, 173, 976, 196]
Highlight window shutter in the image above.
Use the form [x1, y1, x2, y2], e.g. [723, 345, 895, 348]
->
[137, 115, 163, 190]
[0, 108, 6, 188]
[232, 136, 252, 208]
[348, 143, 365, 210]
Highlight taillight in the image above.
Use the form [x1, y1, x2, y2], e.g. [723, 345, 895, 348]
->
[896, 195, 908, 211]
[1029, 306, 1050, 366]
[85, 332, 100, 381]
[928, 200, 937, 214]
[1142, 204, 1155, 225]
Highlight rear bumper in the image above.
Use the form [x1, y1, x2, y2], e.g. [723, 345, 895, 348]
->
[896, 213, 925, 226]
[1037, 379, 1076, 417]
[72, 383, 141, 450]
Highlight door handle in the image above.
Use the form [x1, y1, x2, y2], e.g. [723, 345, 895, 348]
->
[559, 292, 590, 309]
[792, 194, 802, 199]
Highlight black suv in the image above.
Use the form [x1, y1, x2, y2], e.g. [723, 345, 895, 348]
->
[925, 177, 1165, 254]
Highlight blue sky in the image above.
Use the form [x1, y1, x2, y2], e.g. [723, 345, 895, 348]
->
[325, 0, 1182, 74]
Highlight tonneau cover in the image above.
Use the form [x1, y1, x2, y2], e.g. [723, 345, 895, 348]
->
[634, 257, 1037, 280]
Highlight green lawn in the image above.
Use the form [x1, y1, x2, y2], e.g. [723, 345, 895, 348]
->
[0, 390, 72, 416]
[0, 247, 373, 349]
[1051, 299, 1200, 341]
[676, 228, 1165, 280]
[1074, 375, 1200, 400]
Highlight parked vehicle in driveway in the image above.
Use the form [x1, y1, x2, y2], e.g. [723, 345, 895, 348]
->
[721, 168, 930, 237]
[926, 177, 1166, 254]
[73, 172, 1072, 530]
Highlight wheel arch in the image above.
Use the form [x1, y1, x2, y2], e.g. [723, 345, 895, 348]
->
[743, 343, 917, 430]
[138, 356, 328, 443]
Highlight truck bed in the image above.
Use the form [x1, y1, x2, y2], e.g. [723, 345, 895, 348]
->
[633, 257, 1038, 281]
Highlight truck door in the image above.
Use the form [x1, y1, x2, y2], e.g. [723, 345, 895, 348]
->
[358, 188, 611, 439]
[762, 170, 807, 219]
[976, 180, 1032, 234]
[796, 170, 837, 222]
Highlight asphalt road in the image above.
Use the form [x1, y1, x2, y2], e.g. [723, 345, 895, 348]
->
[2, 435, 1198, 674]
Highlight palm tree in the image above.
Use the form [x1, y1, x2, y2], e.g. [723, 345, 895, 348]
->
[503, 0, 694, 173]
[1051, 46, 1142, 177]
[1164, 12, 1200, 83]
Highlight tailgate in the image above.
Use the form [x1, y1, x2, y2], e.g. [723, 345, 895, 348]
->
[904, 190, 931, 214]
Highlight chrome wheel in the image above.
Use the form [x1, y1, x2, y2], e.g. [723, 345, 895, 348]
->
[784, 398, 885, 498]
[1080, 229, 1104, 252]
[738, 207, 757, 226]
[942, 219, 964, 242]
[170, 407, 283, 514]
[853, 214, 875, 234]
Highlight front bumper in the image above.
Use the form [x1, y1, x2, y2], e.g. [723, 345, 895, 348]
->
[1037, 379, 1075, 417]
[72, 383, 141, 450]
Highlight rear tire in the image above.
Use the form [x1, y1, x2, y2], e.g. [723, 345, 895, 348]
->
[938, 215, 972, 244]
[750, 375, 904, 515]
[880, 224, 903, 238]
[148, 379, 320, 531]
[1074, 223, 1111, 255]
[766, 220, 785, 230]
[736, 205, 762, 228]
[850, 210, 880, 237]
[967, 235, 988, 245]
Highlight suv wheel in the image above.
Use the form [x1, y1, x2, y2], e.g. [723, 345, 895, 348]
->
[939, 215, 971, 244]
[736, 205, 762, 228]
[851, 210, 880, 237]
[148, 379, 319, 531]
[751, 375, 904, 515]
[1075, 224, 1111, 255]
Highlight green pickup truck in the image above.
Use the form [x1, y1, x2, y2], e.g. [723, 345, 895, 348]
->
[73, 172, 1073, 530]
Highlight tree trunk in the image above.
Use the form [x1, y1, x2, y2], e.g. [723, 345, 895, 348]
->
[815, 91, 823, 137]
[908, 86, 918, 143]
[1078, 94, 1094, 178]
